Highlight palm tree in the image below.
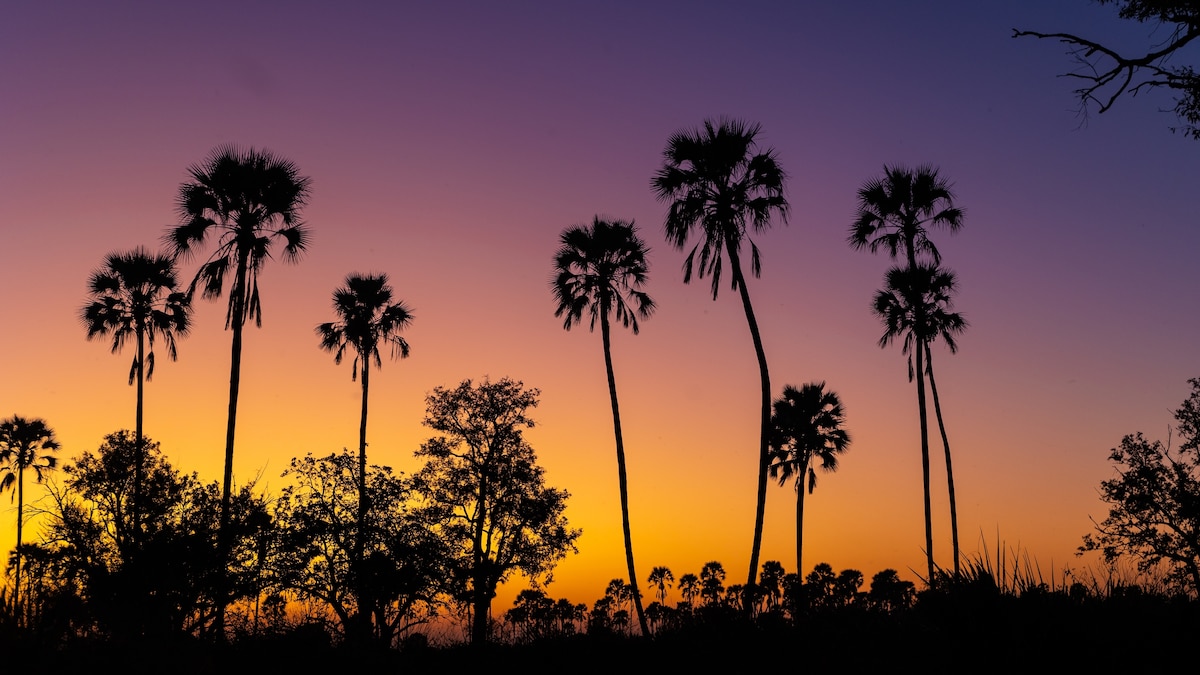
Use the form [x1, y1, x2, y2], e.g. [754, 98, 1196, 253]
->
[872, 264, 964, 577]
[166, 144, 311, 635]
[552, 216, 654, 636]
[647, 565, 674, 605]
[316, 272, 412, 636]
[81, 247, 190, 530]
[0, 416, 59, 619]
[678, 573, 700, 606]
[769, 383, 851, 575]
[850, 164, 962, 582]
[699, 561, 726, 606]
[651, 118, 788, 589]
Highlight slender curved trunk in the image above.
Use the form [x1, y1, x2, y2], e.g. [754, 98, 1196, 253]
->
[725, 242, 772, 592]
[354, 358, 371, 640]
[925, 344, 960, 575]
[915, 336, 935, 582]
[134, 324, 145, 539]
[600, 307, 649, 637]
[795, 462, 809, 577]
[214, 253, 249, 640]
[14, 467, 23, 625]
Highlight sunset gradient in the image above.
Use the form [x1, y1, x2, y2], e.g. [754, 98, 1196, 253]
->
[2, 1, 1198, 610]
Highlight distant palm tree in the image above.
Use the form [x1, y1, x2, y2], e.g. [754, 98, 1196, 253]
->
[872, 264, 964, 577]
[652, 118, 789, 589]
[678, 573, 700, 606]
[851, 164, 962, 581]
[759, 560, 785, 611]
[316, 272, 412, 635]
[699, 561, 726, 606]
[552, 216, 655, 636]
[769, 383, 851, 575]
[166, 144, 312, 635]
[81, 246, 190, 530]
[647, 565, 674, 605]
[0, 416, 59, 619]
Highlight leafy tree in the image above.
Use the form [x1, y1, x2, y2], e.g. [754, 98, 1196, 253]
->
[867, 569, 915, 613]
[411, 378, 580, 644]
[647, 565, 674, 605]
[552, 216, 655, 636]
[769, 382, 851, 575]
[851, 165, 963, 581]
[274, 450, 445, 645]
[34, 431, 270, 638]
[652, 118, 789, 589]
[166, 145, 311, 634]
[1014, 1, 1200, 139]
[1080, 378, 1200, 593]
[315, 272, 413, 631]
[81, 246, 190, 534]
[0, 416, 59, 619]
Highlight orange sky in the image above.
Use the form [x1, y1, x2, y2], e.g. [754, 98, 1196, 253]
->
[2, 1, 1198, 610]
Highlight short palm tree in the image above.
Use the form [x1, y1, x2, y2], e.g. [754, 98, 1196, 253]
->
[699, 561, 726, 606]
[82, 246, 190, 528]
[0, 416, 60, 618]
[769, 382, 851, 575]
[316, 271, 412, 632]
[166, 144, 311, 634]
[552, 216, 654, 636]
[873, 264, 964, 577]
[652, 118, 789, 589]
[647, 565, 674, 605]
[678, 573, 700, 606]
[851, 164, 962, 582]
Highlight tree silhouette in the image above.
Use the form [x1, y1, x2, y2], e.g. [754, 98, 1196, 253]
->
[1014, 1, 1200, 139]
[921, 295, 967, 575]
[316, 272, 413, 637]
[647, 565, 674, 605]
[851, 164, 962, 581]
[412, 378, 580, 644]
[677, 572, 699, 606]
[552, 216, 654, 636]
[0, 416, 59, 620]
[769, 382, 851, 575]
[652, 118, 789, 589]
[873, 264, 965, 576]
[699, 561, 726, 606]
[166, 145, 311, 635]
[81, 246, 190, 534]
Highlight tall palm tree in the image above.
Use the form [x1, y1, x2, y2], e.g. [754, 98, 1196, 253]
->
[872, 264, 964, 578]
[166, 144, 311, 635]
[769, 382, 851, 575]
[552, 216, 655, 636]
[81, 246, 190, 530]
[920, 279, 966, 573]
[651, 118, 788, 589]
[316, 272, 412, 635]
[0, 416, 59, 619]
[850, 164, 962, 581]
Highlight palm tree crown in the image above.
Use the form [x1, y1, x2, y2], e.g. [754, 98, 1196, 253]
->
[769, 382, 851, 493]
[317, 273, 414, 379]
[552, 217, 655, 333]
[872, 265, 965, 378]
[167, 144, 312, 328]
[651, 117, 788, 299]
[850, 164, 963, 267]
[81, 247, 190, 407]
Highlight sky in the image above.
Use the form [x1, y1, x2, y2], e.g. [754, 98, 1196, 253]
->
[2, 1, 1198, 611]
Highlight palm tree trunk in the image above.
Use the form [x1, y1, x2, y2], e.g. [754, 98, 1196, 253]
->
[795, 466, 807, 577]
[925, 344, 960, 575]
[215, 254, 249, 640]
[600, 308, 650, 637]
[134, 324, 145, 541]
[915, 336, 935, 583]
[14, 468, 23, 625]
[354, 358, 371, 640]
[725, 242, 772, 591]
